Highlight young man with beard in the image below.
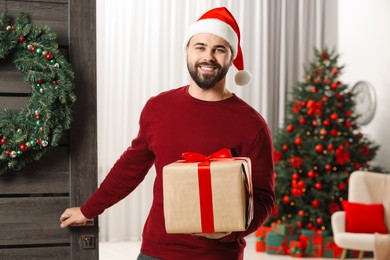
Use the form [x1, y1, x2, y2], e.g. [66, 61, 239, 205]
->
[60, 7, 275, 260]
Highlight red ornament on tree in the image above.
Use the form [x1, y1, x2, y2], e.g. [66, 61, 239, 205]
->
[283, 195, 290, 204]
[330, 129, 338, 136]
[290, 157, 303, 168]
[273, 149, 283, 163]
[293, 101, 301, 113]
[286, 125, 294, 133]
[323, 77, 329, 84]
[296, 221, 303, 228]
[330, 113, 339, 121]
[307, 170, 315, 178]
[330, 82, 338, 90]
[323, 119, 330, 126]
[295, 138, 302, 146]
[311, 199, 320, 208]
[315, 182, 323, 190]
[315, 144, 323, 153]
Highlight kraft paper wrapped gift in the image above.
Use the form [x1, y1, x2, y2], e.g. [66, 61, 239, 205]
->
[162, 149, 252, 234]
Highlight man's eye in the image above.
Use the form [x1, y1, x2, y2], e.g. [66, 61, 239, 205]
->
[216, 48, 226, 53]
[195, 47, 205, 51]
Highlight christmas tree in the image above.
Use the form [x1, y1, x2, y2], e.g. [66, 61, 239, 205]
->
[267, 48, 380, 234]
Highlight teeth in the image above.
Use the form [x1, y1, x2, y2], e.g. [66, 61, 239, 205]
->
[200, 66, 214, 71]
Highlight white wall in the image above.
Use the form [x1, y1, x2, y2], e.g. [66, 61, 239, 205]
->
[338, 0, 390, 171]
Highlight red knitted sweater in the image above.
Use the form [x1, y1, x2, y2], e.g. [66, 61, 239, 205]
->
[81, 86, 275, 260]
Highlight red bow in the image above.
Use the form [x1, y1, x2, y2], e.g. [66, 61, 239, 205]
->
[182, 148, 232, 162]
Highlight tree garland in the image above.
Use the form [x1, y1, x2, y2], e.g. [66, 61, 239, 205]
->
[0, 12, 76, 175]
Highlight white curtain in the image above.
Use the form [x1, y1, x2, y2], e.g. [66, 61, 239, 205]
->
[96, 0, 328, 242]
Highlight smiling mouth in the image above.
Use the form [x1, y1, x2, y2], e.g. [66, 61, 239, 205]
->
[198, 65, 217, 72]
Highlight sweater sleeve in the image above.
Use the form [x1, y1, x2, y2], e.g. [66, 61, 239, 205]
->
[220, 125, 275, 242]
[81, 105, 155, 219]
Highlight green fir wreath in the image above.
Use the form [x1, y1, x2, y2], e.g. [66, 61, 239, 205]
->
[0, 12, 76, 175]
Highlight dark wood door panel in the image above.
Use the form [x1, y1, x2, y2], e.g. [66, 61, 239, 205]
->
[0, 147, 69, 194]
[0, 96, 29, 111]
[0, 246, 70, 260]
[0, 197, 69, 246]
[0, 58, 28, 94]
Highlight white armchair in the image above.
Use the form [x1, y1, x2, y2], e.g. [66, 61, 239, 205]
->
[331, 171, 390, 260]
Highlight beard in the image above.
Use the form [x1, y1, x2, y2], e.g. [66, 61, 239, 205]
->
[187, 60, 230, 90]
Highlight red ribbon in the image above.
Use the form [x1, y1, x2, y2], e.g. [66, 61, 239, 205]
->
[182, 148, 233, 162]
[181, 148, 232, 233]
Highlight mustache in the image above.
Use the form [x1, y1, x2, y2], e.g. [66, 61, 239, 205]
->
[195, 61, 222, 69]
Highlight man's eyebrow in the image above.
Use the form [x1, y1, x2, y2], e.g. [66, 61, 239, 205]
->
[193, 43, 228, 49]
[193, 42, 207, 46]
[214, 45, 228, 49]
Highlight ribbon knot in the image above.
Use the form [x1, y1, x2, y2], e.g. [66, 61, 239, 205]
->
[181, 148, 232, 162]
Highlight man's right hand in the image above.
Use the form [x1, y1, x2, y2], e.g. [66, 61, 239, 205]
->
[60, 207, 89, 228]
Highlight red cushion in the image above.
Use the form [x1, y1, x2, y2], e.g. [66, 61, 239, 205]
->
[342, 201, 388, 234]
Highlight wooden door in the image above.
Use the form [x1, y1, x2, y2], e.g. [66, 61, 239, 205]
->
[0, 0, 98, 259]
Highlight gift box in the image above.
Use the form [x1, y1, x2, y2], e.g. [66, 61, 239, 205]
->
[255, 226, 271, 252]
[265, 232, 287, 255]
[300, 229, 324, 257]
[272, 223, 294, 235]
[163, 149, 252, 234]
[265, 231, 298, 255]
[290, 240, 306, 257]
[323, 236, 343, 258]
[256, 239, 267, 252]
[256, 226, 272, 238]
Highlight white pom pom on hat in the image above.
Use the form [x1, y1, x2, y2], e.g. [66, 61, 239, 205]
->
[184, 7, 252, 86]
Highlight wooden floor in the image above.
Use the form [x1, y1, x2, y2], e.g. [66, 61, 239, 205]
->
[99, 235, 373, 259]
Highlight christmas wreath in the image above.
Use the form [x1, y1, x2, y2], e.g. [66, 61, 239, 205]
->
[0, 12, 76, 175]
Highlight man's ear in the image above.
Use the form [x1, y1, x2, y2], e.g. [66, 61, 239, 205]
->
[229, 57, 234, 67]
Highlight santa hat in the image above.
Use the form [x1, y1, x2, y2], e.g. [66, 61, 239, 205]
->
[184, 7, 252, 86]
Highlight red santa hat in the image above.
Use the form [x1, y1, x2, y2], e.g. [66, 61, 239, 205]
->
[184, 7, 252, 86]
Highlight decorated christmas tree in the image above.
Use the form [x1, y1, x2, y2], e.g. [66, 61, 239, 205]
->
[267, 48, 380, 234]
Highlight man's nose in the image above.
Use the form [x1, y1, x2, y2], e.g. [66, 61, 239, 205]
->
[202, 50, 217, 62]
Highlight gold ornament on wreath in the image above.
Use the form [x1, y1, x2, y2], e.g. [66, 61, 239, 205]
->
[0, 12, 76, 175]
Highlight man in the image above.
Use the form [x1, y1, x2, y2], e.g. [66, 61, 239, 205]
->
[60, 7, 275, 260]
